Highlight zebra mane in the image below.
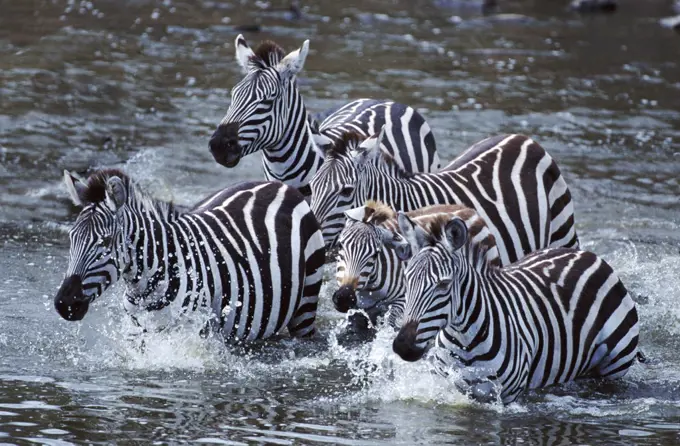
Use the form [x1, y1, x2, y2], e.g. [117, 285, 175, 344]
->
[80, 169, 130, 204]
[249, 41, 286, 69]
[363, 200, 395, 225]
[421, 210, 500, 268]
[323, 131, 365, 158]
[81, 169, 179, 219]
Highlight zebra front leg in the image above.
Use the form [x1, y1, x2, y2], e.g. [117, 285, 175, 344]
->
[199, 314, 222, 339]
[453, 367, 502, 404]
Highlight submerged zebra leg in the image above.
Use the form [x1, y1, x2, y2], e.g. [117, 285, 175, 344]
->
[287, 244, 325, 338]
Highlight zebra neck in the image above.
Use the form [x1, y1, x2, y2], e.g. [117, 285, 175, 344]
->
[121, 206, 187, 310]
[262, 89, 323, 188]
[360, 167, 422, 210]
[441, 266, 494, 361]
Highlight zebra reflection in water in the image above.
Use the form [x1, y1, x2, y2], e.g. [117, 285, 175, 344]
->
[54, 169, 325, 342]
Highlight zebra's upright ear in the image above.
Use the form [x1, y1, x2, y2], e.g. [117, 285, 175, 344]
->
[277, 40, 309, 80]
[445, 217, 468, 251]
[105, 176, 127, 211]
[63, 170, 88, 206]
[235, 34, 255, 73]
[312, 133, 334, 155]
[352, 128, 383, 170]
[378, 227, 412, 261]
[397, 212, 429, 254]
[344, 206, 370, 222]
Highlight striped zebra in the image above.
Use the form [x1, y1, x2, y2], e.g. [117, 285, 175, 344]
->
[208, 35, 439, 196]
[310, 130, 579, 256]
[333, 201, 501, 328]
[54, 169, 325, 341]
[391, 210, 640, 403]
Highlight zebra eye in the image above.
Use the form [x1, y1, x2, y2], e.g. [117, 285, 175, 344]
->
[340, 186, 354, 197]
[100, 235, 113, 247]
[435, 279, 452, 292]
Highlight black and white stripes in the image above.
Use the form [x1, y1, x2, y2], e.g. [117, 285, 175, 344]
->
[311, 131, 579, 258]
[392, 211, 640, 403]
[208, 35, 439, 195]
[54, 170, 325, 341]
[332, 201, 500, 327]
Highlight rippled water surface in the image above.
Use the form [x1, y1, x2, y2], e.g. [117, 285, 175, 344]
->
[1, 0, 679, 444]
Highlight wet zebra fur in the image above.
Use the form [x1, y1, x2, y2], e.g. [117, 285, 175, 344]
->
[54, 170, 325, 342]
[333, 201, 501, 328]
[311, 130, 579, 256]
[392, 210, 640, 404]
[208, 35, 439, 195]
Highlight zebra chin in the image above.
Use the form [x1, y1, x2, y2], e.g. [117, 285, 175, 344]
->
[332, 285, 357, 313]
[392, 321, 427, 362]
[54, 275, 91, 321]
[209, 124, 243, 168]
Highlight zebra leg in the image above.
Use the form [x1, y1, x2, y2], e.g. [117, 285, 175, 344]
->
[199, 314, 222, 339]
[453, 367, 502, 404]
[287, 246, 325, 338]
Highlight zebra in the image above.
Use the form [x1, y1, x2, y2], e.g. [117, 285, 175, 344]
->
[333, 201, 501, 329]
[208, 34, 440, 196]
[54, 169, 325, 342]
[391, 210, 640, 404]
[310, 129, 579, 256]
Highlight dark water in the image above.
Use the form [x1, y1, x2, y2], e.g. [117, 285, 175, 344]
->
[1, 0, 680, 444]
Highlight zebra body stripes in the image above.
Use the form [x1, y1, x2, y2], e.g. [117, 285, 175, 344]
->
[55, 170, 325, 342]
[392, 211, 640, 404]
[333, 201, 501, 327]
[311, 131, 579, 256]
[208, 35, 439, 195]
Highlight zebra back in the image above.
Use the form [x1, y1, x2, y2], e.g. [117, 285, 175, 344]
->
[349, 132, 580, 264]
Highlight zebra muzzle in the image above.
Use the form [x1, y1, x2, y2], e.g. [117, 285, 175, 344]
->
[54, 275, 90, 321]
[393, 321, 426, 362]
[332, 285, 357, 313]
[209, 123, 242, 168]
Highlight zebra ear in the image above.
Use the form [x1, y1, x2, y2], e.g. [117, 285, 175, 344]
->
[312, 133, 333, 155]
[352, 132, 381, 170]
[277, 39, 309, 80]
[378, 227, 412, 261]
[397, 212, 429, 253]
[375, 125, 387, 150]
[105, 176, 127, 211]
[63, 170, 88, 206]
[344, 206, 369, 222]
[235, 34, 255, 73]
[445, 217, 468, 251]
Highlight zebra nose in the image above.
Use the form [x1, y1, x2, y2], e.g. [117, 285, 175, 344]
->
[54, 275, 90, 321]
[333, 285, 357, 313]
[393, 321, 425, 362]
[209, 123, 241, 168]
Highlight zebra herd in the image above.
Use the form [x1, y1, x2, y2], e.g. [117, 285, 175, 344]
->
[54, 35, 642, 404]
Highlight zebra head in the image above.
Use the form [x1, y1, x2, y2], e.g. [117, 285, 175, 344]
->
[209, 34, 309, 168]
[309, 131, 365, 248]
[333, 203, 410, 313]
[55, 170, 130, 321]
[392, 213, 468, 362]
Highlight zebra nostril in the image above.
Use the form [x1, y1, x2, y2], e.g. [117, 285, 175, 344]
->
[54, 275, 90, 321]
[209, 130, 242, 168]
[392, 321, 425, 362]
[332, 285, 357, 313]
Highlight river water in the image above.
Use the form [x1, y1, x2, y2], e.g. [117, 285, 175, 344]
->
[1, 0, 679, 444]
